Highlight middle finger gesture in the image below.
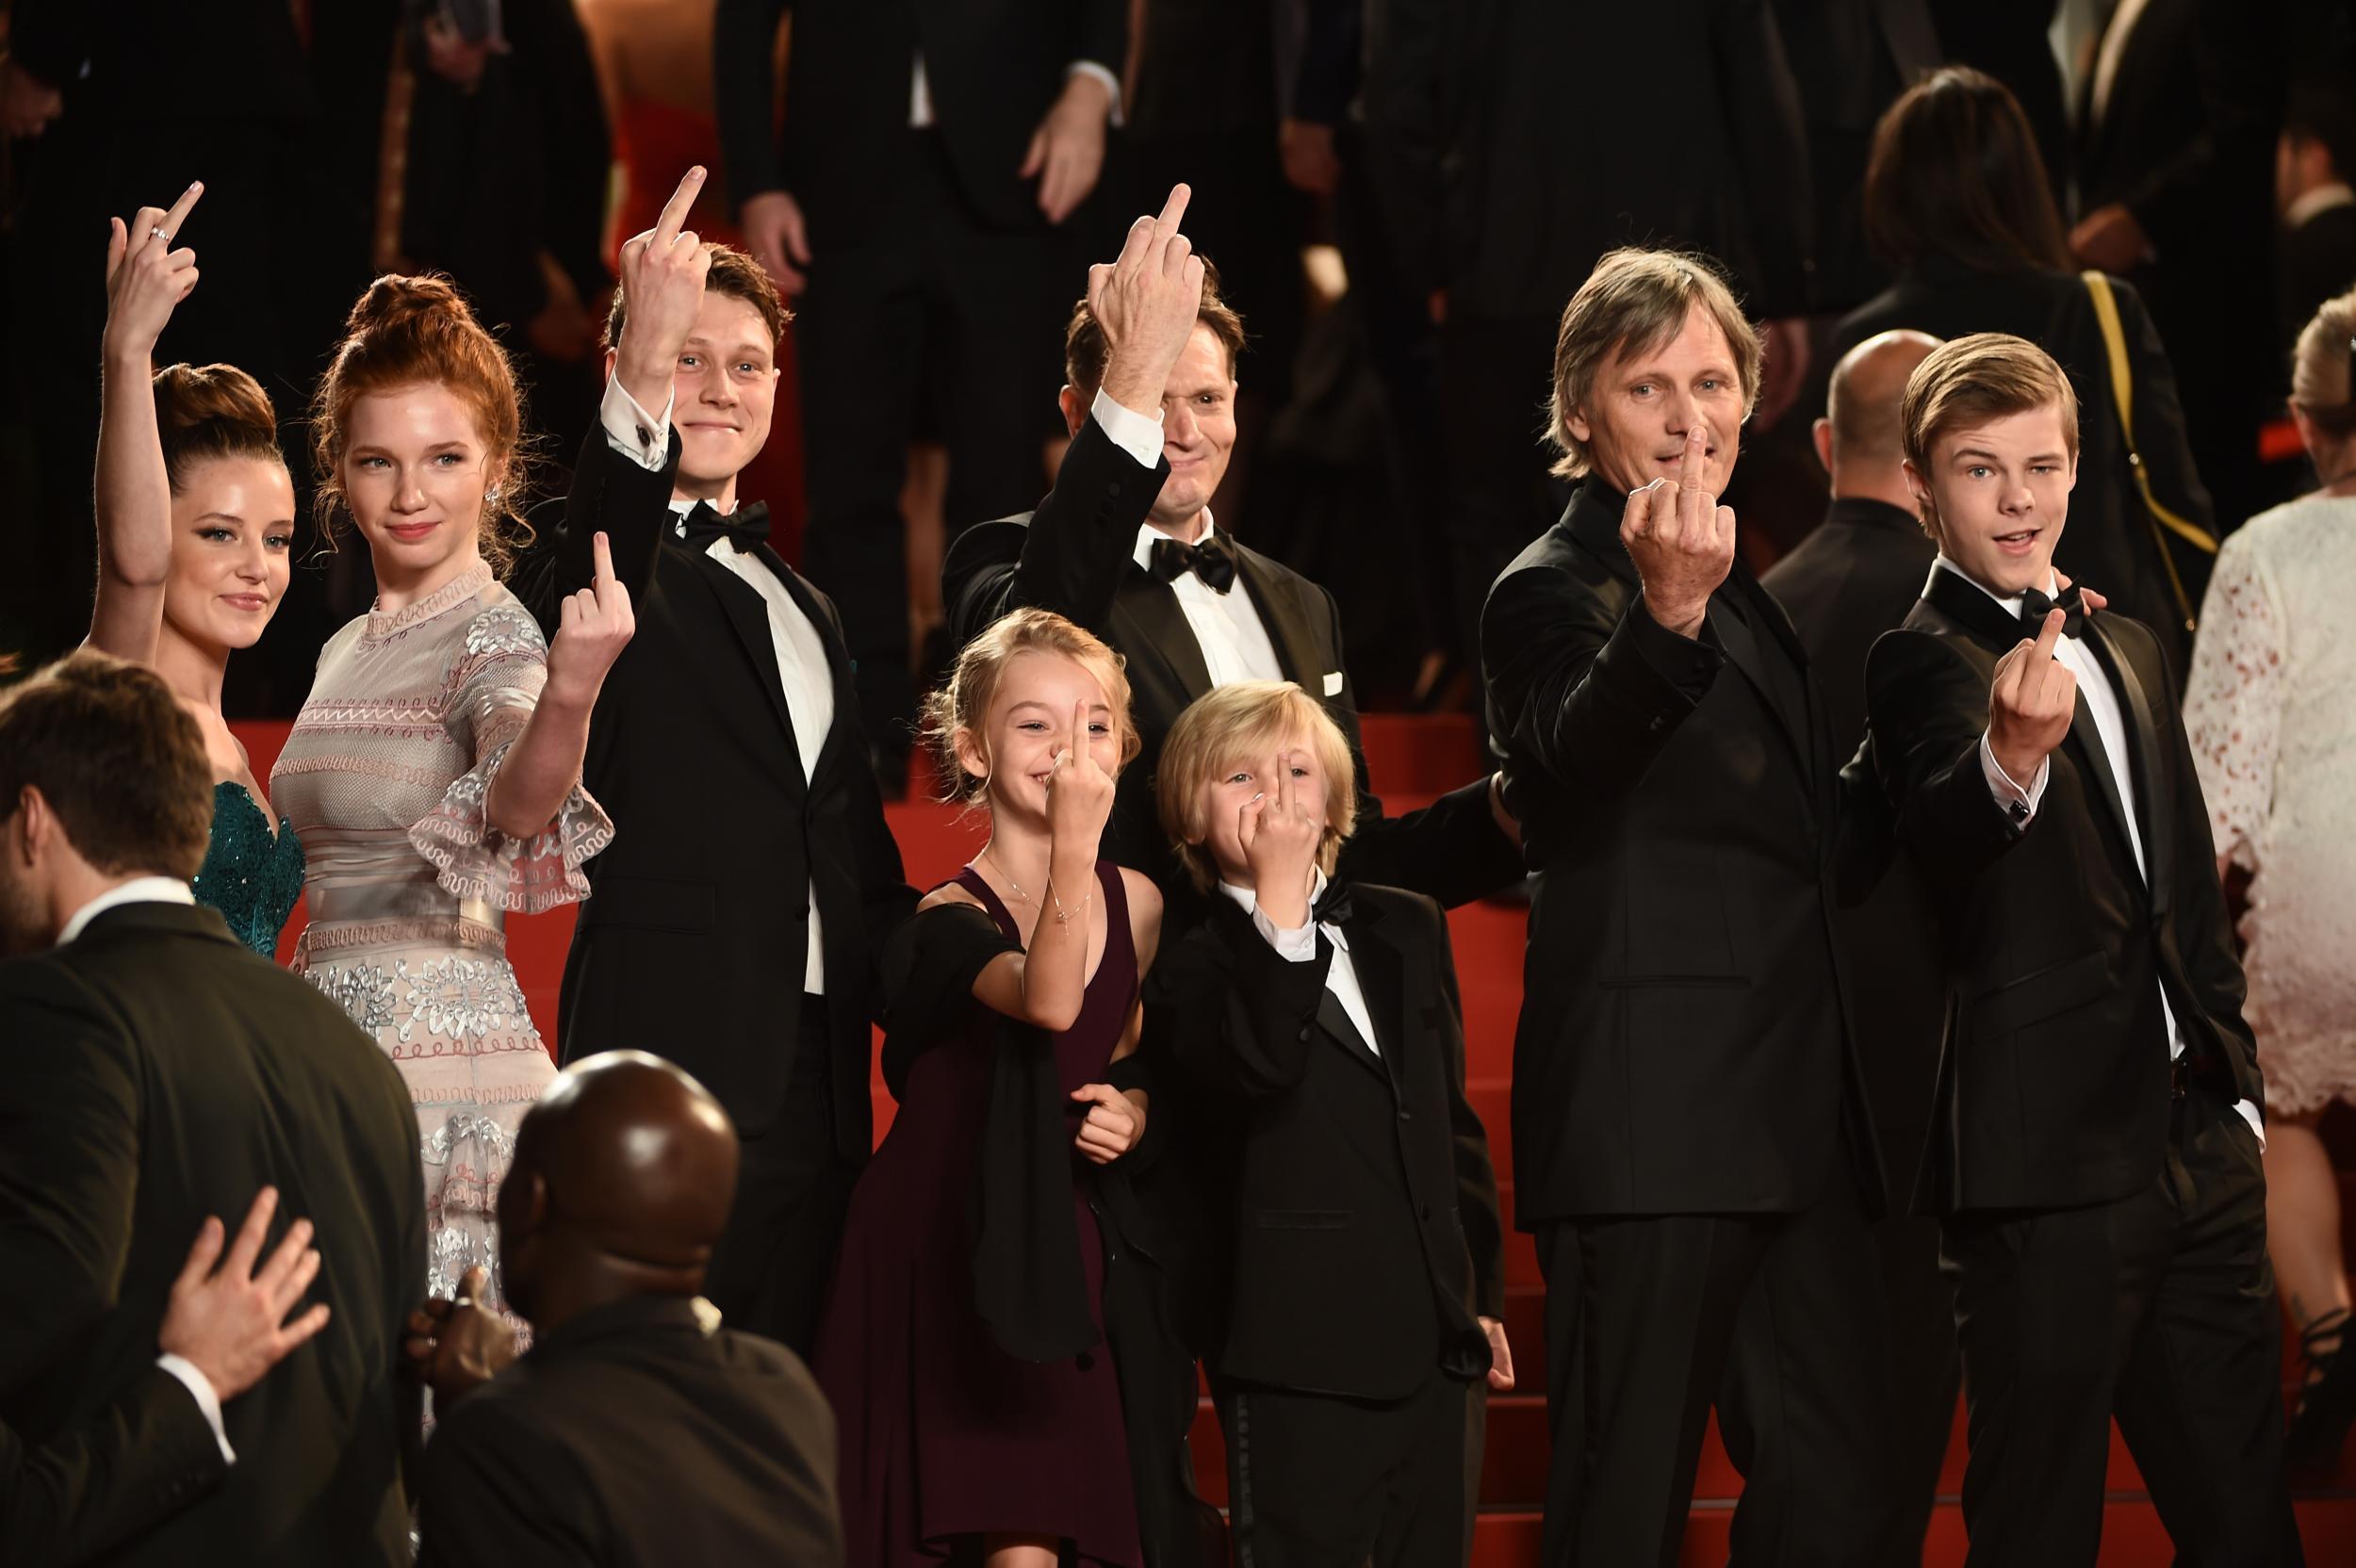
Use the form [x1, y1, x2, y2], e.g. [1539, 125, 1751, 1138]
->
[102, 183, 204, 362]
[547, 531, 637, 708]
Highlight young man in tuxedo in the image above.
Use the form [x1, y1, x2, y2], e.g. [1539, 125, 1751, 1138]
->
[1866, 333, 2299, 1563]
[1480, 248, 1898, 1568]
[511, 169, 914, 1359]
[408, 1053, 843, 1567]
[942, 186, 1524, 919]
[0, 651, 424, 1567]
[1153, 681, 1508, 1567]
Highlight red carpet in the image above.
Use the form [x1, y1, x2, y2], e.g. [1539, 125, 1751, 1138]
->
[230, 716, 2356, 1563]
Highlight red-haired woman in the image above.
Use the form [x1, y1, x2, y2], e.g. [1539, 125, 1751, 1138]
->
[271, 273, 633, 1316]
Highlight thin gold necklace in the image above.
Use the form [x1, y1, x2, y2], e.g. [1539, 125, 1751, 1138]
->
[982, 848, 1037, 907]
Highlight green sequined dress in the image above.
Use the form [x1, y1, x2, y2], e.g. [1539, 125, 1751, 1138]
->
[192, 780, 306, 958]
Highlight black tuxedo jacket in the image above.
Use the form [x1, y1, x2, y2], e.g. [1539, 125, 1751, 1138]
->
[1481, 478, 1885, 1224]
[1158, 886, 1502, 1400]
[513, 432, 914, 1147]
[1761, 499, 1947, 1155]
[0, 903, 424, 1566]
[1863, 569, 2265, 1216]
[942, 416, 1524, 917]
[417, 1294, 843, 1567]
[2, 1365, 226, 1564]
[711, 0, 1126, 243]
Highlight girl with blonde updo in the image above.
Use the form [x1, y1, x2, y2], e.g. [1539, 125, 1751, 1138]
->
[86, 186, 307, 956]
[815, 608, 1161, 1568]
[2184, 285, 2356, 1470]
[269, 270, 636, 1321]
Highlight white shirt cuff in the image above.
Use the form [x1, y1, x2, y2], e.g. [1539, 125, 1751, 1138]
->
[1089, 387, 1164, 469]
[2233, 1098, 2267, 1152]
[1979, 732, 2049, 823]
[155, 1353, 235, 1465]
[599, 373, 674, 475]
[1250, 905, 1318, 962]
[1065, 60, 1123, 126]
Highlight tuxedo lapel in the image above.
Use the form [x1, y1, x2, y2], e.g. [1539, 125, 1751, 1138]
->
[680, 547, 806, 800]
[1316, 987, 1388, 1081]
[1232, 544, 1324, 691]
[1708, 592, 1813, 780]
[2083, 616, 2175, 915]
[1345, 908, 1411, 1102]
[1116, 566, 1215, 702]
[754, 543, 859, 791]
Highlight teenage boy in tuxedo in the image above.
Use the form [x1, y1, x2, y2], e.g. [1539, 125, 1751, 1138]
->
[513, 168, 913, 1359]
[1865, 332, 2299, 1564]
[1151, 679, 1508, 1568]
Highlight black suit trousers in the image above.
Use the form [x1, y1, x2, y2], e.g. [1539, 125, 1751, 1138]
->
[699, 995, 859, 1357]
[794, 129, 1065, 760]
[1942, 1088, 2299, 1566]
[1216, 1370, 1482, 1568]
[1537, 1155, 1899, 1568]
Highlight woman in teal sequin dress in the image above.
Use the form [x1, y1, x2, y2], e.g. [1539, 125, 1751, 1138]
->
[84, 187, 305, 956]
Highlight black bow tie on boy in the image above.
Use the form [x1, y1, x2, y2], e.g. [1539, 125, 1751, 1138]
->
[1311, 879, 1354, 929]
[1151, 533, 1237, 593]
[677, 500, 771, 553]
[2018, 582, 2087, 639]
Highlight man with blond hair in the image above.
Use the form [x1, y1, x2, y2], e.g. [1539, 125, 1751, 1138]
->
[1481, 247, 1897, 1566]
[1866, 332, 2297, 1563]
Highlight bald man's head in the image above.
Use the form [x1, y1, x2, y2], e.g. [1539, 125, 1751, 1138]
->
[496, 1052, 740, 1325]
[1823, 330, 1944, 473]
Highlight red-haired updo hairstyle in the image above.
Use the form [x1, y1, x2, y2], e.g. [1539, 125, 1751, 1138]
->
[309, 273, 535, 575]
[153, 364, 285, 495]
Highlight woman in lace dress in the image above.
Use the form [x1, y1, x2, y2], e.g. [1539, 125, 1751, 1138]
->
[2184, 286, 2356, 1469]
[272, 273, 633, 1310]
[82, 185, 307, 956]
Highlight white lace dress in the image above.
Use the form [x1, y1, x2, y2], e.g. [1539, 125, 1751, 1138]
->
[272, 563, 613, 1310]
[2183, 493, 2356, 1116]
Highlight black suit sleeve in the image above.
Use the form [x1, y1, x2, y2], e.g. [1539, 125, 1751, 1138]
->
[1481, 561, 1726, 805]
[1710, 0, 1816, 316]
[2114, 0, 2278, 264]
[1163, 918, 1336, 1101]
[942, 417, 1169, 648]
[712, 0, 795, 210]
[1421, 899, 1504, 1320]
[1359, 0, 1449, 296]
[417, 1391, 595, 1568]
[1293, 0, 1365, 124]
[1863, 629, 2030, 892]
[512, 0, 615, 312]
[0, 967, 139, 1398]
[0, 1364, 227, 1566]
[511, 425, 682, 639]
[1074, 0, 1126, 78]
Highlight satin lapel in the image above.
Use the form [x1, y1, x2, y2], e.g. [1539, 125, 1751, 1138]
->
[1345, 908, 1411, 1101]
[682, 547, 806, 800]
[754, 543, 858, 790]
[1316, 988, 1389, 1081]
[2064, 681, 2134, 870]
[1232, 545, 1325, 692]
[2084, 616, 2174, 915]
[1707, 596, 1811, 777]
[1116, 566, 1214, 702]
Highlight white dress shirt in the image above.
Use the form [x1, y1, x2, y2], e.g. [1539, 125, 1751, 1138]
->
[1219, 868, 1381, 1057]
[1093, 390, 1285, 689]
[57, 878, 235, 1462]
[1938, 558, 2266, 1146]
[601, 376, 832, 995]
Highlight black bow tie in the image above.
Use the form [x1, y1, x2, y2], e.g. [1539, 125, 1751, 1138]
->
[1150, 533, 1237, 593]
[677, 500, 770, 553]
[2019, 582, 2087, 639]
[1311, 880, 1354, 929]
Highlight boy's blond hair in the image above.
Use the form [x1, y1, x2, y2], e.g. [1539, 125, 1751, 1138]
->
[1157, 681, 1358, 892]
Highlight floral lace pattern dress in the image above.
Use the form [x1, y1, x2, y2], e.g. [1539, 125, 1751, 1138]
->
[272, 563, 613, 1312]
[2183, 493, 2356, 1116]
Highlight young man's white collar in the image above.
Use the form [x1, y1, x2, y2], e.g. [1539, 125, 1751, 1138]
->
[1930, 554, 2060, 624]
[58, 876, 194, 946]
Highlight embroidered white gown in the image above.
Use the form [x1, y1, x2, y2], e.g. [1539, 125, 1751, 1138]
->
[272, 562, 612, 1310]
[2183, 493, 2356, 1116]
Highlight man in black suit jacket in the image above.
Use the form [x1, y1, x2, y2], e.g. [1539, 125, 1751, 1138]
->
[511, 174, 914, 1357]
[2276, 81, 2356, 356]
[712, 0, 1126, 772]
[0, 651, 424, 1566]
[1760, 329, 1954, 1560]
[1866, 334, 2297, 1562]
[411, 1053, 843, 1567]
[1481, 250, 1897, 1567]
[1153, 681, 1506, 1567]
[941, 189, 1525, 919]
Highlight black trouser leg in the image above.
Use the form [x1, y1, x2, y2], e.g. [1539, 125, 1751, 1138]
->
[1219, 1372, 1477, 1568]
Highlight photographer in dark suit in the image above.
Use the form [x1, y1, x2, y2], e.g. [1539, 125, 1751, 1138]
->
[1481, 248, 1896, 1567]
[410, 1053, 843, 1568]
[0, 651, 424, 1567]
[712, 0, 1127, 772]
[1866, 333, 2297, 1563]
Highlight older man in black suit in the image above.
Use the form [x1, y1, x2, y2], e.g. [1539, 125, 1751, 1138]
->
[0, 651, 424, 1567]
[409, 1053, 843, 1568]
[1761, 328, 1953, 1559]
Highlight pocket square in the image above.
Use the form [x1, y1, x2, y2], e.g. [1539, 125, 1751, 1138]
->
[1322, 670, 1344, 696]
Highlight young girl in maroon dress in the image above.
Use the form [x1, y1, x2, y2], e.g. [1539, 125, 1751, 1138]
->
[816, 609, 1162, 1568]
